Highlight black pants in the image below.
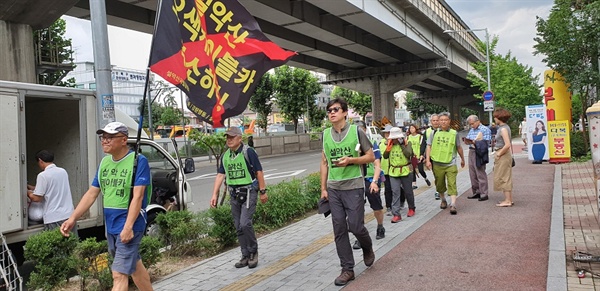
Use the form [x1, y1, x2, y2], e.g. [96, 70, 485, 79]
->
[412, 162, 428, 182]
[384, 175, 392, 208]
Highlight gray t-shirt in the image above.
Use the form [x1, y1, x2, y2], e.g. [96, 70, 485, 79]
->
[426, 128, 461, 166]
[325, 123, 372, 190]
[495, 124, 511, 149]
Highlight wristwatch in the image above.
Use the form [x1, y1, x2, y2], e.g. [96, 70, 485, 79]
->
[259, 189, 268, 195]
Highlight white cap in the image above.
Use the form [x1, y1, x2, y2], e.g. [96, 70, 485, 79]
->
[96, 122, 128, 135]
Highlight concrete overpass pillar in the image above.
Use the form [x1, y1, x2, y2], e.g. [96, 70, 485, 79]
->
[371, 78, 396, 124]
[0, 21, 36, 83]
[436, 96, 463, 129]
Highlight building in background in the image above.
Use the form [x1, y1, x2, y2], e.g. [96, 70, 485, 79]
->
[66, 62, 152, 120]
[314, 73, 333, 110]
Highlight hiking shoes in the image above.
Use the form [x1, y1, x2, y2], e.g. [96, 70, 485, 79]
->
[363, 248, 375, 267]
[391, 215, 402, 223]
[334, 270, 355, 286]
[434, 192, 440, 200]
[353, 240, 361, 250]
[248, 252, 258, 268]
[376, 226, 385, 240]
[235, 256, 248, 268]
[407, 209, 415, 217]
[440, 200, 448, 209]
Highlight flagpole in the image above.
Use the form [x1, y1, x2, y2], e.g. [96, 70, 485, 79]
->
[136, 0, 164, 145]
[130, 0, 165, 205]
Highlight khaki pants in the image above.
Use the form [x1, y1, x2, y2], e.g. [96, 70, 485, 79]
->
[432, 164, 458, 195]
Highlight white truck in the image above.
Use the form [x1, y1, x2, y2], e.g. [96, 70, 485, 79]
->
[0, 80, 195, 264]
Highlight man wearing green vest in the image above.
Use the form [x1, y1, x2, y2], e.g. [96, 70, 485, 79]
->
[320, 98, 375, 286]
[210, 127, 268, 269]
[425, 112, 465, 215]
[425, 114, 440, 200]
[61, 122, 153, 291]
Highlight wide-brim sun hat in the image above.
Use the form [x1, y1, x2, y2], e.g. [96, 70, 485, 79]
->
[381, 124, 393, 133]
[387, 127, 404, 139]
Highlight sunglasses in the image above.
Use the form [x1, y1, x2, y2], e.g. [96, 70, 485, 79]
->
[327, 106, 342, 114]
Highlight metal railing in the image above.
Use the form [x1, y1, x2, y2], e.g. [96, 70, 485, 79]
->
[0, 233, 22, 291]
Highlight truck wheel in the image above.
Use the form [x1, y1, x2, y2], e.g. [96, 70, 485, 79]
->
[145, 211, 162, 238]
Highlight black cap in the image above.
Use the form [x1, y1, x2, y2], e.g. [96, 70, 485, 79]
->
[318, 198, 331, 217]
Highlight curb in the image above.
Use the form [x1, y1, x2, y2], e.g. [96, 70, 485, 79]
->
[547, 164, 567, 290]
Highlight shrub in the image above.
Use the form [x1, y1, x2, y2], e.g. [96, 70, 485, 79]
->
[207, 204, 237, 247]
[140, 236, 163, 268]
[24, 229, 78, 290]
[155, 210, 212, 256]
[71, 238, 112, 291]
[205, 173, 322, 247]
[254, 179, 305, 230]
[570, 130, 590, 158]
[304, 172, 322, 209]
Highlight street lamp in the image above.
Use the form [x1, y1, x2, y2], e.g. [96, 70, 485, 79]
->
[443, 28, 492, 125]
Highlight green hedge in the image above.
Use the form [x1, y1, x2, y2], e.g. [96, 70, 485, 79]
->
[207, 172, 321, 243]
[155, 210, 214, 256]
[24, 229, 79, 290]
[24, 172, 323, 289]
[570, 130, 590, 158]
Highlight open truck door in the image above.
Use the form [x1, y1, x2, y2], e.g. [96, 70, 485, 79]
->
[0, 87, 24, 235]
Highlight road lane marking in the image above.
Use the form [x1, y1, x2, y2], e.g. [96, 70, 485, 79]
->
[264, 170, 306, 180]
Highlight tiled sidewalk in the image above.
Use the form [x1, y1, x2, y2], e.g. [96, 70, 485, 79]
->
[563, 161, 600, 290]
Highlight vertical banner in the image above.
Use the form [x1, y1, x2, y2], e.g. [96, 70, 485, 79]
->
[526, 104, 549, 162]
[547, 120, 571, 163]
[543, 70, 572, 123]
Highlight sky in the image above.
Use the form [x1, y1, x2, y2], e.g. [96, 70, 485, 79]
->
[63, 0, 554, 84]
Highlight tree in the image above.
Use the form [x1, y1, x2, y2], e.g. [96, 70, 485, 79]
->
[160, 107, 183, 126]
[309, 104, 326, 129]
[534, 0, 600, 125]
[138, 99, 166, 130]
[34, 18, 75, 86]
[330, 87, 373, 121]
[468, 36, 541, 128]
[249, 74, 274, 133]
[272, 66, 322, 133]
[347, 92, 372, 121]
[188, 131, 229, 205]
[404, 92, 446, 120]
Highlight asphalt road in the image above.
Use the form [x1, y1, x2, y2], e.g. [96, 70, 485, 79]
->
[185, 150, 323, 213]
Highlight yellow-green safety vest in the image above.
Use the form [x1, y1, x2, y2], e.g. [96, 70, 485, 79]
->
[222, 149, 253, 186]
[407, 134, 421, 157]
[378, 140, 389, 175]
[388, 145, 411, 177]
[323, 125, 362, 181]
[430, 129, 457, 164]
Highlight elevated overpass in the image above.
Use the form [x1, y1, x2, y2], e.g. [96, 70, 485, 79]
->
[1, 0, 489, 123]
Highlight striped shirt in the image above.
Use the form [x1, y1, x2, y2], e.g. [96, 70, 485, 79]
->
[466, 124, 492, 148]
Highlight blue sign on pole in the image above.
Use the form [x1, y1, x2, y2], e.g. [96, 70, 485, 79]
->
[483, 91, 494, 101]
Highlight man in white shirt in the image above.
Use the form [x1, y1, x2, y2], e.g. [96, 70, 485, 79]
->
[518, 117, 527, 148]
[27, 150, 76, 233]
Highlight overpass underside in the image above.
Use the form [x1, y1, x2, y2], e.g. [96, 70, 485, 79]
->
[0, 0, 486, 124]
[324, 60, 482, 125]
